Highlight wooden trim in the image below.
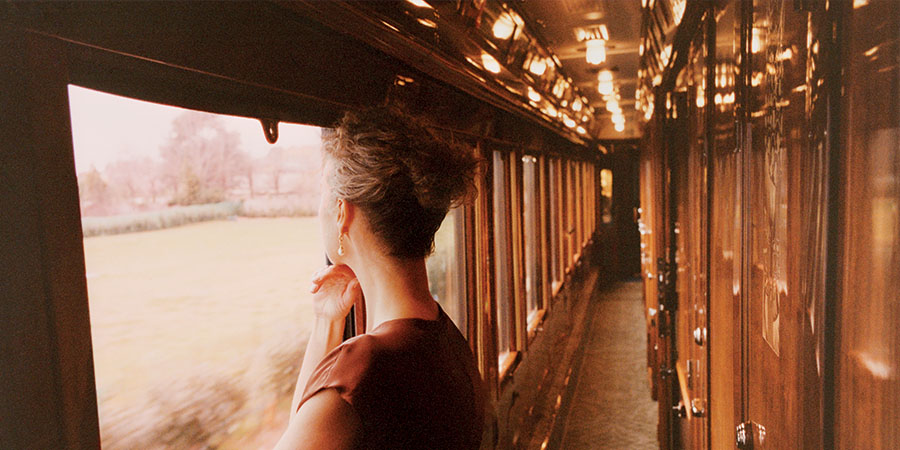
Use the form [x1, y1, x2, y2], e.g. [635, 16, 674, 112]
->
[475, 142, 498, 399]
[25, 32, 101, 449]
[498, 350, 519, 383]
[552, 281, 564, 298]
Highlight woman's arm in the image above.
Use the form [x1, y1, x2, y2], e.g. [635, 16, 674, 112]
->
[276, 389, 362, 450]
[288, 264, 361, 421]
[289, 316, 344, 418]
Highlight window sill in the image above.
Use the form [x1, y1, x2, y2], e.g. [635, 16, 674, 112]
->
[526, 309, 546, 343]
[498, 350, 519, 385]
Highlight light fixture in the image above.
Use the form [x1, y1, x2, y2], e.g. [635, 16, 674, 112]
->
[493, 11, 524, 40]
[576, 126, 587, 134]
[598, 69, 613, 83]
[572, 98, 583, 112]
[606, 98, 621, 113]
[563, 115, 577, 128]
[417, 18, 437, 28]
[612, 112, 625, 124]
[528, 86, 541, 102]
[406, 0, 433, 8]
[597, 69, 614, 96]
[615, 122, 625, 132]
[529, 58, 547, 76]
[481, 53, 501, 73]
[586, 39, 607, 65]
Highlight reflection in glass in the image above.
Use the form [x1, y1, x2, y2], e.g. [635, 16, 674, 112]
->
[427, 207, 467, 333]
[492, 151, 512, 360]
[601, 168, 613, 223]
[522, 156, 540, 319]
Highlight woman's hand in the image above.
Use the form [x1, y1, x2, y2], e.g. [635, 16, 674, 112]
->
[309, 264, 361, 322]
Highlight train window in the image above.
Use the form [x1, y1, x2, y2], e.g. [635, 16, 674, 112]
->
[522, 155, 541, 322]
[492, 150, 515, 370]
[601, 168, 613, 223]
[426, 206, 467, 333]
[69, 85, 324, 449]
[549, 158, 562, 290]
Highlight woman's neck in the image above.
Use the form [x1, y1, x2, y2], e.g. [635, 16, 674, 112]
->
[347, 251, 438, 333]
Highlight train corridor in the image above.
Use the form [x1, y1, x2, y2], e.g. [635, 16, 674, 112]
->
[554, 280, 658, 450]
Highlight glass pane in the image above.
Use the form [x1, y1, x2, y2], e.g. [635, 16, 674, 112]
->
[522, 155, 540, 318]
[69, 85, 323, 449]
[427, 207, 467, 334]
[601, 168, 613, 223]
[492, 151, 512, 358]
[549, 159, 560, 284]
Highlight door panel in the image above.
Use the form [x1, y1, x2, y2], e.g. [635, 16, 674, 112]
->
[744, 1, 828, 447]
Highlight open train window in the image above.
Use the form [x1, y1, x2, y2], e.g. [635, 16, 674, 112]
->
[426, 206, 467, 333]
[601, 168, 613, 224]
[69, 85, 325, 448]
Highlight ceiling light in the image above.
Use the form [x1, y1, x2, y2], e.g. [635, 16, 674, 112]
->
[529, 58, 547, 76]
[606, 99, 621, 113]
[406, 0, 433, 8]
[493, 13, 516, 40]
[481, 53, 501, 73]
[615, 122, 625, 132]
[576, 126, 587, 135]
[572, 98, 583, 112]
[586, 39, 607, 65]
[612, 112, 625, 124]
[527, 87, 541, 102]
[564, 115, 577, 128]
[598, 69, 613, 83]
[598, 81, 614, 96]
[417, 18, 437, 28]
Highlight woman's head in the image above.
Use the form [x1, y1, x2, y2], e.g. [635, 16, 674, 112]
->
[320, 107, 480, 260]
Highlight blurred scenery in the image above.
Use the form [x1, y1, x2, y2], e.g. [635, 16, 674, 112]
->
[70, 86, 465, 448]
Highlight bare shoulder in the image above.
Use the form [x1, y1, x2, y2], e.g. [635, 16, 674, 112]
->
[274, 389, 362, 450]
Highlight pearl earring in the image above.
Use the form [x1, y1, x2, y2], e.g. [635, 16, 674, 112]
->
[337, 233, 345, 256]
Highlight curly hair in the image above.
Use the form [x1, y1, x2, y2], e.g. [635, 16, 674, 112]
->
[321, 106, 481, 258]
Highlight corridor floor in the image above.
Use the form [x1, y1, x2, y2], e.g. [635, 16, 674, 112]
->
[556, 280, 658, 449]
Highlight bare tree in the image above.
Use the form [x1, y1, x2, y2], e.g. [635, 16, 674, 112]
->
[159, 111, 249, 205]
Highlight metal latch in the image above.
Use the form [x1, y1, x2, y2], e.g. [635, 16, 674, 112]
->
[736, 421, 767, 449]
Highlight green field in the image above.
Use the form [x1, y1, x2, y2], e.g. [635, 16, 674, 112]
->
[84, 217, 324, 449]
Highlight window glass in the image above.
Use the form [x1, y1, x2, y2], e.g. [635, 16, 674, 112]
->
[549, 159, 561, 285]
[522, 155, 540, 318]
[69, 85, 323, 449]
[492, 150, 512, 359]
[427, 207, 467, 333]
[601, 168, 613, 223]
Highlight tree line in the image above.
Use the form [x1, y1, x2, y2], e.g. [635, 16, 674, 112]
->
[78, 111, 320, 217]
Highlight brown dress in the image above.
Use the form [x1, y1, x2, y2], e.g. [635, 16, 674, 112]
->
[299, 304, 484, 449]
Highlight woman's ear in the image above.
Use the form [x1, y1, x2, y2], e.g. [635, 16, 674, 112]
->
[336, 199, 354, 234]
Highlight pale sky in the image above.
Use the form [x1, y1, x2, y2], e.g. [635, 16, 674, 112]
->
[67, 85, 322, 173]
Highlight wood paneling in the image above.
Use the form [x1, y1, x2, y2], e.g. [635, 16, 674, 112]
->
[835, 1, 900, 447]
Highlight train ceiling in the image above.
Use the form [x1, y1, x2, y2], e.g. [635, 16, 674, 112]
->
[293, 0, 654, 148]
[516, 0, 644, 139]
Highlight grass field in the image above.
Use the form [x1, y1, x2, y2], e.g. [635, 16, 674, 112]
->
[84, 217, 324, 449]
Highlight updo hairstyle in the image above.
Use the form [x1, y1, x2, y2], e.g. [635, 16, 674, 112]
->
[322, 106, 480, 258]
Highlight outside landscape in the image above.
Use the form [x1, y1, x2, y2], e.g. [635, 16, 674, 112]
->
[70, 86, 464, 448]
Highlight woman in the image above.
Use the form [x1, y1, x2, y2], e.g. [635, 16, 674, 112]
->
[275, 107, 485, 449]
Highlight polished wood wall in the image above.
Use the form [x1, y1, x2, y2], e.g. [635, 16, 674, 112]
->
[639, 0, 899, 448]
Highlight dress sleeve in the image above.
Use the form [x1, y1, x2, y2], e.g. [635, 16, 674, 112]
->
[296, 335, 375, 412]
